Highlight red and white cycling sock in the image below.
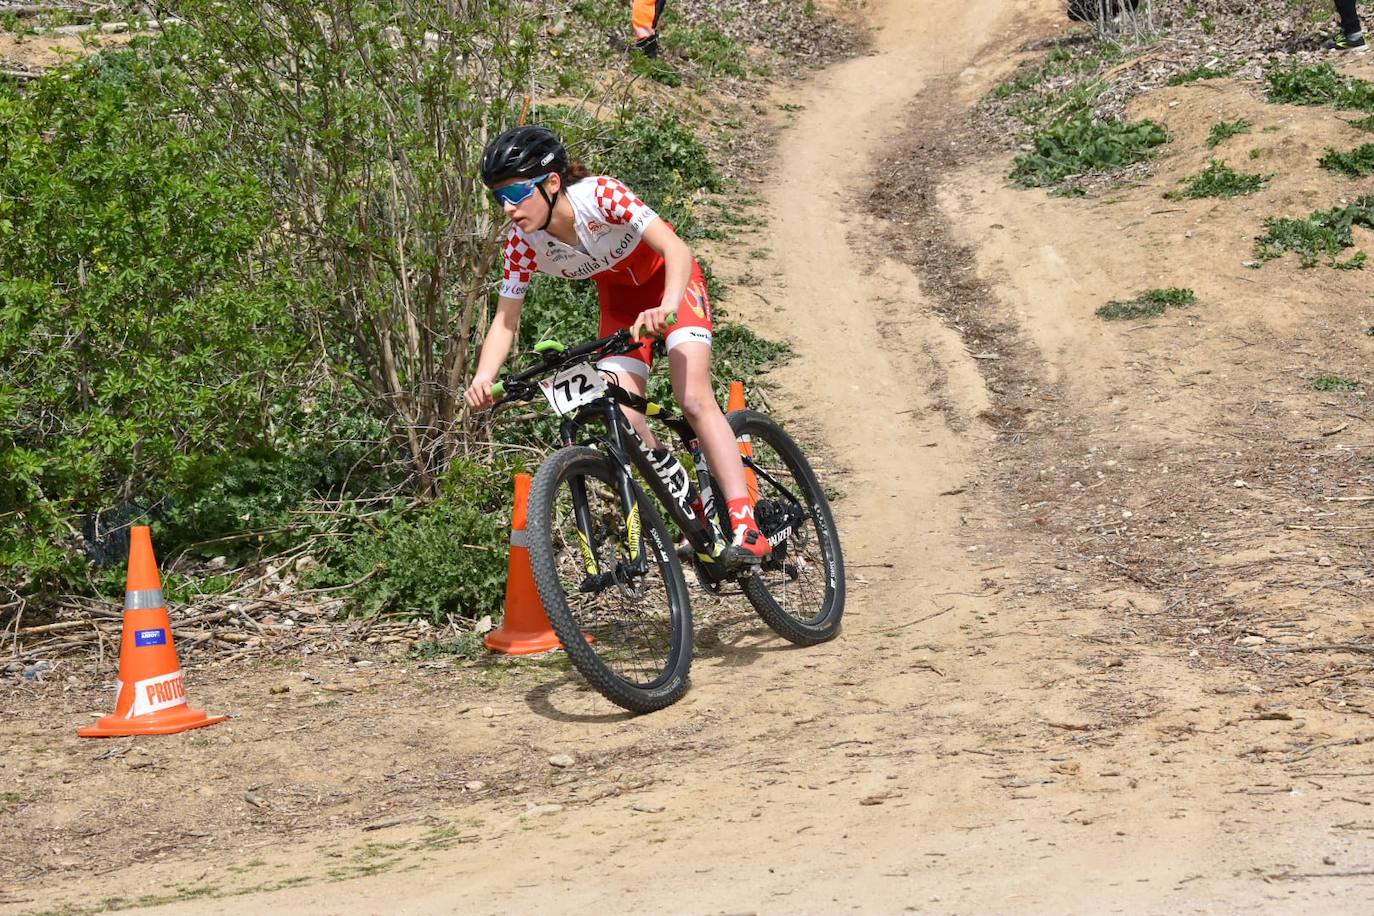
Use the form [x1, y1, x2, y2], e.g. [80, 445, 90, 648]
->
[727, 497, 758, 538]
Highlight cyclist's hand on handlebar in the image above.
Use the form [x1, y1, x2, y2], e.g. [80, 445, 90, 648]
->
[465, 373, 498, 411]
[630, 305, 678, 341]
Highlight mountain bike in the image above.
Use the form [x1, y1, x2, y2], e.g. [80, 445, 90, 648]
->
[488, 328, 845, 713]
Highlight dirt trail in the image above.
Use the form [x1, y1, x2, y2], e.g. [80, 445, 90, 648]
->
[9, 1, 1374, 913]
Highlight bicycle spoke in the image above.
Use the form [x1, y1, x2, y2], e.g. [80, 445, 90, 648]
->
[548, 469, 679, 688]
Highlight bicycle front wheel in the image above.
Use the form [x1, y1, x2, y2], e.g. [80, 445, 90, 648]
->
[728, 410, 845, 645]
[526, 446, 693, 713]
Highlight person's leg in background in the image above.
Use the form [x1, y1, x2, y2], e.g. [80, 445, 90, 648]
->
[1326, 0, 1368, 51]
[632, 0, 667, 58]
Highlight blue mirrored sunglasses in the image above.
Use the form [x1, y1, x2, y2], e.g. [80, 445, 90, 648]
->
[492, 173, 551, 207]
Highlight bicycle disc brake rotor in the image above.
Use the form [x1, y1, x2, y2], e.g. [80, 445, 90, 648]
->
[598, 528, 648, 601]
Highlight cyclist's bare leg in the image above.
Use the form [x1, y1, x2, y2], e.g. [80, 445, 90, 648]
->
[667, 342, 748, 504]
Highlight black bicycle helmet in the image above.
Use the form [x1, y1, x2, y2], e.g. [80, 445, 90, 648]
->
[481, 126, 568, 187]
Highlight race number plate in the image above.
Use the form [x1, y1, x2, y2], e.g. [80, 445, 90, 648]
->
[540, 364, 607, 416]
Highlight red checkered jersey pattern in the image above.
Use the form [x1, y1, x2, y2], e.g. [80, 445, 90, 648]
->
[496, 176, 660, 301]
[592, 178, 652, 227]
[499, 230, 540, 300]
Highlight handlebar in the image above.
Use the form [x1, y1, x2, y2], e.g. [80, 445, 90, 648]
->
[484, 329, 636, 410]
[482, 321, 676, 411]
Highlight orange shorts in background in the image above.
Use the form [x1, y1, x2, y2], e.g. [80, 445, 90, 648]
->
[632, 0, 666, 38]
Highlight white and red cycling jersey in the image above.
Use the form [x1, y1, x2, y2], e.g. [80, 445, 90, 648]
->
[499, 175, 714, 377]
[499, 175, 664, 300]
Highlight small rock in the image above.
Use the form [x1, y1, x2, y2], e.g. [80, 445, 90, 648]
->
[244, 791, 269, 809]
[465, 781, 485, 792]
[548, 754, 575, 769]
[206, 555, 228, 570]
[631, 801, 665, 813]
[1233, 479, 1249, 488]
[1324, 855, 1337, 866]
[522, 804, 564, 819]
[1317, 556, 1333, 567]
[1103, 656, 1124, 668]
[1239, 635, 1267, 647]
[1052, 762, 1081, 775]
[481, 706, 495, 718]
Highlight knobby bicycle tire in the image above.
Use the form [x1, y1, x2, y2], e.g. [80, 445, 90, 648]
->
[526, 446, 693, 713]
[728, 410, 845, 645]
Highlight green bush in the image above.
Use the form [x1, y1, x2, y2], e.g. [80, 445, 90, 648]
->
[1167, 160, 1272, 199]
[1206, 118, 1251, 148]
[1010, 117, 1169, 188]
[305, 461, 514, 622]
[0, 50, 307, 590]
[1167, 64, 1236, 86]
[1254, 196, 1374, 268]
[1320, 143, 1374, 177]
[986, 42, 1127, 127]
[1266, 63, 1374, 112]
[1096, 287, 1196, 321]
[667, 24, 748, 77]
[1310, 374, 1359, 392]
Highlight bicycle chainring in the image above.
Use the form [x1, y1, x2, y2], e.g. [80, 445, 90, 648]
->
[755, 497, 807, 561]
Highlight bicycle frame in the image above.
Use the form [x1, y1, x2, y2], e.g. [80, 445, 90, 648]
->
[559, 383, 733, 583]
[491, 329, 810, 588]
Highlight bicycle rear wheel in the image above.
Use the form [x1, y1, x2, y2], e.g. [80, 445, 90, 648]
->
[727, 410, 845, 645]
[526, 446, 693, 713]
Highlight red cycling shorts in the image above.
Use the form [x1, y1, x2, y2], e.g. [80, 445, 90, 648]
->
[594, 250, 714, 381]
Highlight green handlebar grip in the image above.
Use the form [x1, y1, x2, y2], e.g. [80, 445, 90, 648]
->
[490, 381, 505, 399]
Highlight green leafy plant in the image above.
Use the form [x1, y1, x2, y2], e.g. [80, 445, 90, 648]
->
[0, 50, 307, 590]
[1309, 374, 1359, 391]
[1167, 159, 1272, 199]
[667, 24, 747, 77]
[1168, 63, 1236, 86]
[1095, 287, 1197, 321]
[1010, 117, 1169, 188]
[1206, 118, 1251, 148]
[1352, 115, 1374, 133]
[305, 461, 513, 622]
[1266, 63, 1374, 112]
[1320, 143, 1374, 178]
[629, 51, 682, 86]
[986, 42, 1127, 127]
[1254, 196, 1374, 268]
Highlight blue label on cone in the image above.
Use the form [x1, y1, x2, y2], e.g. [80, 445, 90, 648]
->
[134, 628, 168, 647]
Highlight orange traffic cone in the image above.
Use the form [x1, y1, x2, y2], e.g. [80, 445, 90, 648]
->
[727, 381, 760, 504]
[78, 526, 226, 737]
[485, 473, 563, 655]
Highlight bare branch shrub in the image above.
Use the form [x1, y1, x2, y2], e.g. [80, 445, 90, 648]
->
[165, 0, 552, 494]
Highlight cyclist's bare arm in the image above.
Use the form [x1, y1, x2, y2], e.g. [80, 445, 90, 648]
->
[466, 295, 523, 410]
[633, 220, 693, 339]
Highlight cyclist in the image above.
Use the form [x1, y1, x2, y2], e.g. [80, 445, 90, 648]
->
[464, 125, 771, 566]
